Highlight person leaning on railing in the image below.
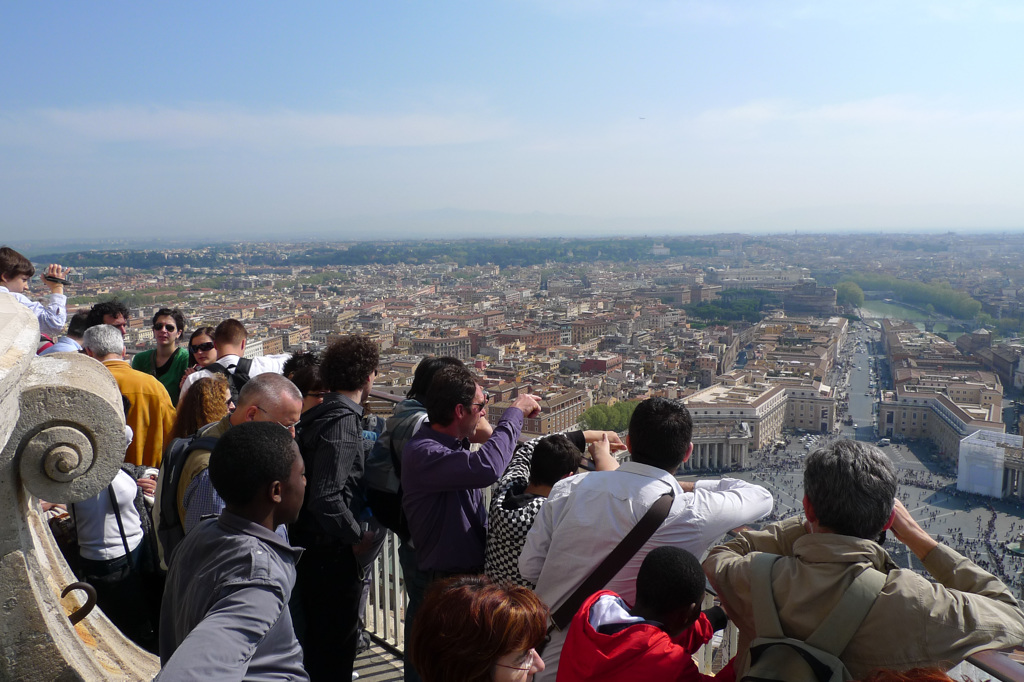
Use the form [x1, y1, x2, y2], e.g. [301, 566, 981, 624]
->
[703, 439, 1024, 679]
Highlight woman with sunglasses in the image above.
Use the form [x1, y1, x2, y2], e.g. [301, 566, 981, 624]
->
[131, 308, 189, 406]
[179, 326, 218, 390]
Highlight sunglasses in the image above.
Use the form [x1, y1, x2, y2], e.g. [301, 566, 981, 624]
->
[153, 323, 177, 332]
[190, 341, 215, 353]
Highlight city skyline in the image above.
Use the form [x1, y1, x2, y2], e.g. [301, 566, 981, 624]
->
[3, 1, 1024, 240]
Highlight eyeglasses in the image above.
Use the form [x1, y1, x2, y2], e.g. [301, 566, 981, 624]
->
[470, 392, 491, 412]
[190, 341, 215, 353]
[494, 649, 541, 673]
[153, 323, 177, 332]
[307, 391, 328, 398]
[255, 405, 300, 431]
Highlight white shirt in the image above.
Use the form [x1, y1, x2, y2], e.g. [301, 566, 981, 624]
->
[518, 461, 773, 681]
[0, 287, 66, 337]
[179, 352, 291, 398]
[72, 470, 144, 561]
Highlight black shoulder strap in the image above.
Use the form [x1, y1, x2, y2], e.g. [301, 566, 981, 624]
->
[108, 483, 132, 561]
[185, 435, 221, 456]
[550, 490, 675, 630]
[234, 357, 253, 381]
[203, 362, 230, 377]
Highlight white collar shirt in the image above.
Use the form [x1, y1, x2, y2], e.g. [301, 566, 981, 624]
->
[179, 352, 291, 399]
[518, 461, 772, 681]
[519, 461, 773, 610]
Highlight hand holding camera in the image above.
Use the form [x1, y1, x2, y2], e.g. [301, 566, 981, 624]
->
[42, 264, 72, 292]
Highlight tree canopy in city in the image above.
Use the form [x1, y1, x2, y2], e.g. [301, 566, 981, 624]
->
[580, 401, 639, 432]
[841, 274, 981, 319]
[836, 281, 865, 307]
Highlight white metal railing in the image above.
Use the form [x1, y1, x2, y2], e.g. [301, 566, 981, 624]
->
[365, 530, 408, 654]
[363, 528, 1023, 680]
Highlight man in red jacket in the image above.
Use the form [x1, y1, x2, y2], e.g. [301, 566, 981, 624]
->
[558, 546, 734, 682]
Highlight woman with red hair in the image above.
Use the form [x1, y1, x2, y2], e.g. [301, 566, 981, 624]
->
[410, 575, 549, 682]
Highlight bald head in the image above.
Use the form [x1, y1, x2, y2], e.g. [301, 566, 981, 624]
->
[236, 373, 303, 412]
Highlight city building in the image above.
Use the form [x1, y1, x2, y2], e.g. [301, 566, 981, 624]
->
[410, 335, 472, 361]
[958, 430, 1024, 500]
[682, 372, 786, 460]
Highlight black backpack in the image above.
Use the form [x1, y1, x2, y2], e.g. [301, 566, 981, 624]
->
[154, 433, 220, 569]
[742, 553, 886, 682]
[203, 357, 253, 404]
[363, 413, 423, 543]
[364, 440, 409, 542]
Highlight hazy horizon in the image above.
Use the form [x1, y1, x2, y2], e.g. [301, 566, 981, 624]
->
[3, 1, 1024, 241]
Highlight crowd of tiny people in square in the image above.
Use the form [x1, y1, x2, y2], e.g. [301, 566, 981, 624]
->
[3, 244, 1023, 682]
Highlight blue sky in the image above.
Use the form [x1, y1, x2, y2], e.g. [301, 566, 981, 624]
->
[3, 1, 1024, 242]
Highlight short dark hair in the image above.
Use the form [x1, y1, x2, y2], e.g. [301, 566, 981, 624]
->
[320, 335, 379, 392]
[66, 311, 90, 338]
[283, 351, 319, 379]
[213, 318, 247, 347]
[0, 246, 34, 280]
[152, 307, 185, 333]
[627, 398, 693, 472]
[291, 365, 324, 398]
[634, 546, 705, 617]
[425, 365, 477, 426]
[86, 299, 130, 328]
[189, 326, 215, 345]
[408, 356, 465, 401]
[410, 575, 548, 682]
[208, 421, 298, 507]
[804, 439, 897, 539]
[529, 434, 583, 487]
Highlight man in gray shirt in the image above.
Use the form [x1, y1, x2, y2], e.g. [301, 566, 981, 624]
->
[157, 421, 307, 681]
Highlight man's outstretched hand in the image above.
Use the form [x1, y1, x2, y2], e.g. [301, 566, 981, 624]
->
[511, 393, 541, 418]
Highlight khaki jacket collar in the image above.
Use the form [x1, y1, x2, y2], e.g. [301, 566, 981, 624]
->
[793, 532, 899, 573]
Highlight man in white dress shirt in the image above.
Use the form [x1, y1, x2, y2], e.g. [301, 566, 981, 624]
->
[179, 318, 290, 399]
[519, 397, 774, 681]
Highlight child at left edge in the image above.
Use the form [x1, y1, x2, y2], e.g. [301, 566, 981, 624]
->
[0, 245, 71, 339]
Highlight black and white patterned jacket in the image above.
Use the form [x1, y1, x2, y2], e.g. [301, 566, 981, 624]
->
[483, 430, 586, 587]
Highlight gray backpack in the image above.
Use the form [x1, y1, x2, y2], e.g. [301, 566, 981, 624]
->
[742, 552, 886, 682]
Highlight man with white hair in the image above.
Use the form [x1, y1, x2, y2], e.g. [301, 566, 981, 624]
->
[83, 324, 176, 468]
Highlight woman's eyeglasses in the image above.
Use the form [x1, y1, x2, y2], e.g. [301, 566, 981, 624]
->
[190, 342, 215, 353]
[494, 648, 541, 673]
[153, 323, 177, 332]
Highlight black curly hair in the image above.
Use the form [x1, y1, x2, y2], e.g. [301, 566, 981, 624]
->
[320, 335, 379, 392]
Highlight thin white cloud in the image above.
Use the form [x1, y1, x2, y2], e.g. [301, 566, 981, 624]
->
[527, 0, 1024, 26]
[695, 96, 1024, 128]
[0, 106, 514, 150]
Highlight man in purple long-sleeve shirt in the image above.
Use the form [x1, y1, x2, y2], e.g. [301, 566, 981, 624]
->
[402, 365, 541, 576]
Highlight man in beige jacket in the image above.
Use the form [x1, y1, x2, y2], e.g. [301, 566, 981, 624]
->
[704, 439, 1024, 679]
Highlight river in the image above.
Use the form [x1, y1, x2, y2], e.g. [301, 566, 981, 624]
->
[859, 300, 963, 341]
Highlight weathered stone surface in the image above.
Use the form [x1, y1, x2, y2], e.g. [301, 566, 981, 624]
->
[0, 294, 159, 680]
[12, 353, 125, 506]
